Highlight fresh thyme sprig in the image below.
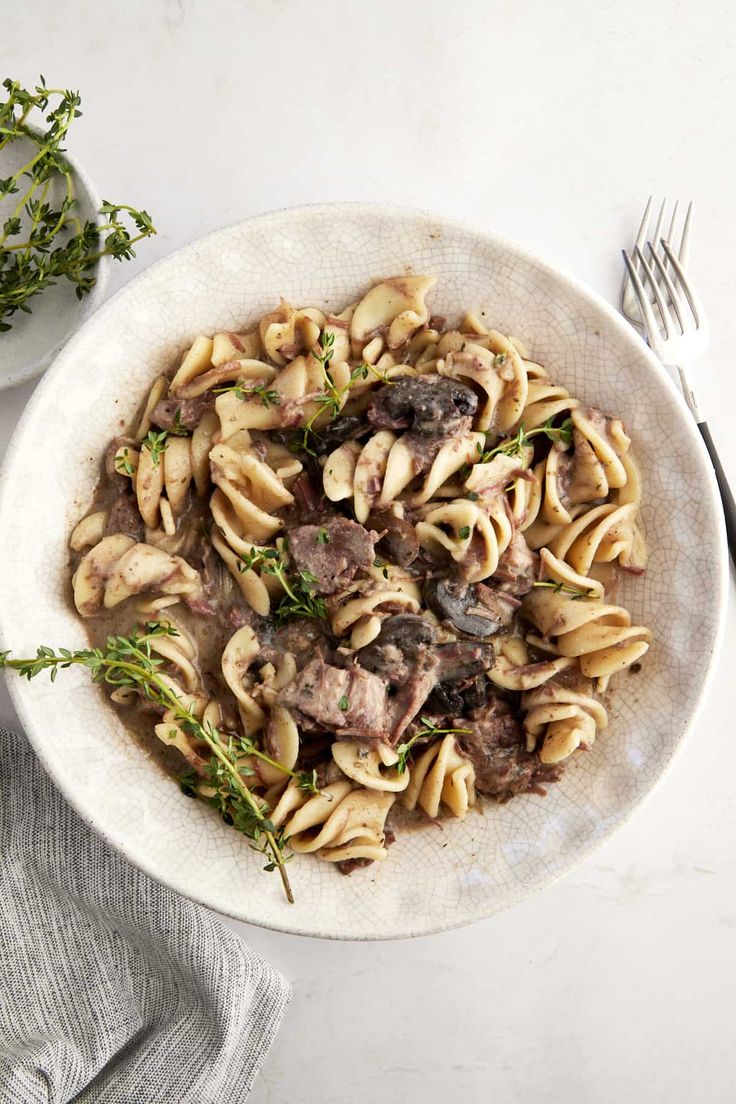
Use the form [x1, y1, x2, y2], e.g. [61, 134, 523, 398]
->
[213, 381, 281, 408]
[293, 338, 394, 456]
[395, 716, 472, 774]
[238, 545, 327, 624]
[0, 77, 156, 331]
[310, 328, 335, 368]
[532, 579, 595, 600]
[0, 623, 295, 901]
[141, 428, 168, 466]
[477, 417, 574, 465]
[180, 732, 320, 797]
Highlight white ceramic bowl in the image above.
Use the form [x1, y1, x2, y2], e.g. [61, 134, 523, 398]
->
[0, 135, 109, 390]
[0, 205, 727, 939]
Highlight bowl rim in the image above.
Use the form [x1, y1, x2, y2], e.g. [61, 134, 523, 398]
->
[0, 136, 111, 391]
[0, 201, 729, 938]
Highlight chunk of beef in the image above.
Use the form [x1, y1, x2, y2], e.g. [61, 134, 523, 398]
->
[337, 857, 374, 875]
[424, 642, 494, 716]
[287, 518, 376, 595]
[492, 531, 539, 596]
[457, 702, 563, 800]
[289, 470, 330, 524]
[277, 656, 388, 738]
[384, 650, 441, 742]
[434, 641, 495, 682]
[266, 620, 332, 670]
[473, 583, 521, 625]
[105, 492, 144, 541]
[151, 394, 214, 431]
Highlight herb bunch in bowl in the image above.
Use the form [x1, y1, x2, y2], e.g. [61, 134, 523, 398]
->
[0, 76, 156, 332]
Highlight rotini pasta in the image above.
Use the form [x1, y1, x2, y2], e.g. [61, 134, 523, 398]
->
[402, 735, 477, 819]
[67, 273, 651, 886]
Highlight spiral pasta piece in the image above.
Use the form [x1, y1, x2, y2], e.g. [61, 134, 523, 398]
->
[72, 535, 202, 617]
[329, 563, 422, 647]
[415, 494, 513, 583]
[323, 430, 484, 521]
[113, 410, 218, 536]
[350, 275, 436, 353]
[522, 551, 651, 680]
[522, 680, 609, 764]
[221, 625, 267, 736]
[437, 343, 506, 431]
[520, 373, 579, 430]
[270, 779, 395, 863]
[209, 431, 303, 615]
[402, 735, 476, 819]
[331, 740, 409, 792]
[548, 501, 638, 574]
[488, 635, 577, 692]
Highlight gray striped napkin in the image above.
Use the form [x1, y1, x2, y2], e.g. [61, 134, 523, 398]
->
[0, 727, 290, 1103]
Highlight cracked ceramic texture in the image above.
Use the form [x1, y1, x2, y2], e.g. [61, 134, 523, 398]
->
[0, 205, 727, 939]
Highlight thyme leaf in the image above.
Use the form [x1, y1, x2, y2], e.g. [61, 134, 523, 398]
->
[141, 428, 168, 466]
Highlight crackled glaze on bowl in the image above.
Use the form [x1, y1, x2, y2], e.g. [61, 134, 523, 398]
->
[0, 205, 727, 938]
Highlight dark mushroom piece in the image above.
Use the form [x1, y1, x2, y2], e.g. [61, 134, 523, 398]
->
[367, 375, 478, 436]
[310, 414, 366, 455]
[425, 577, 516, 638]
[357, 614, 438, 680]
[367, 511, 420, 567]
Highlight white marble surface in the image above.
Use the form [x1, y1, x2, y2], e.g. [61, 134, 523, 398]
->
[2, 2, 735, 1100]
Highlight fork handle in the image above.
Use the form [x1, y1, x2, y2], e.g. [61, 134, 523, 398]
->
[697, 420, 736, 566]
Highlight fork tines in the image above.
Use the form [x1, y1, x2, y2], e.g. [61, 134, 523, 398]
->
[621, 197, 692, 327]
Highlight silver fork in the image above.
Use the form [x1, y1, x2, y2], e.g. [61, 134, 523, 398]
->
[621, 197, 692, 328]
[621, 210, 736, 565]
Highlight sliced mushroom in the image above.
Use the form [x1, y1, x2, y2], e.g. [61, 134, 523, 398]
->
[358, 614, 438, 679]
[424, 577, 511, 638]
[367, 511, 420, 567]
[367, 375, 478, 436]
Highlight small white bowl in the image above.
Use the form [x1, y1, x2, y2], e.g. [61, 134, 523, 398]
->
[0, 134, 109, 391]
[0, 204, 728, 938]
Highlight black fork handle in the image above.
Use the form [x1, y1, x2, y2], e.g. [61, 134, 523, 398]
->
[698, 421, 736, 567]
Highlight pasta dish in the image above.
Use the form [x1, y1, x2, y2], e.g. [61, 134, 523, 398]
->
[68, 275, 651, 882]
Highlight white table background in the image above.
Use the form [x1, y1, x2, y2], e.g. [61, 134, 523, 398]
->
[3, 3, 736, 1101]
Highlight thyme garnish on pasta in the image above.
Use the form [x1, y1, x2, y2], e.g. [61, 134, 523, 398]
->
[0, 77, 156, 331]
[114, 448, 135, 476]
[0, 623, 295, 901]
[238, 546, 328, 623]
[396, 717, 472, 774]
[213, 382, 281, 407]
[532, 579, 596, 600]
[294, 346, 394, 456]
[141, 428, 169, 466]
[478, 417, 574, 464]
